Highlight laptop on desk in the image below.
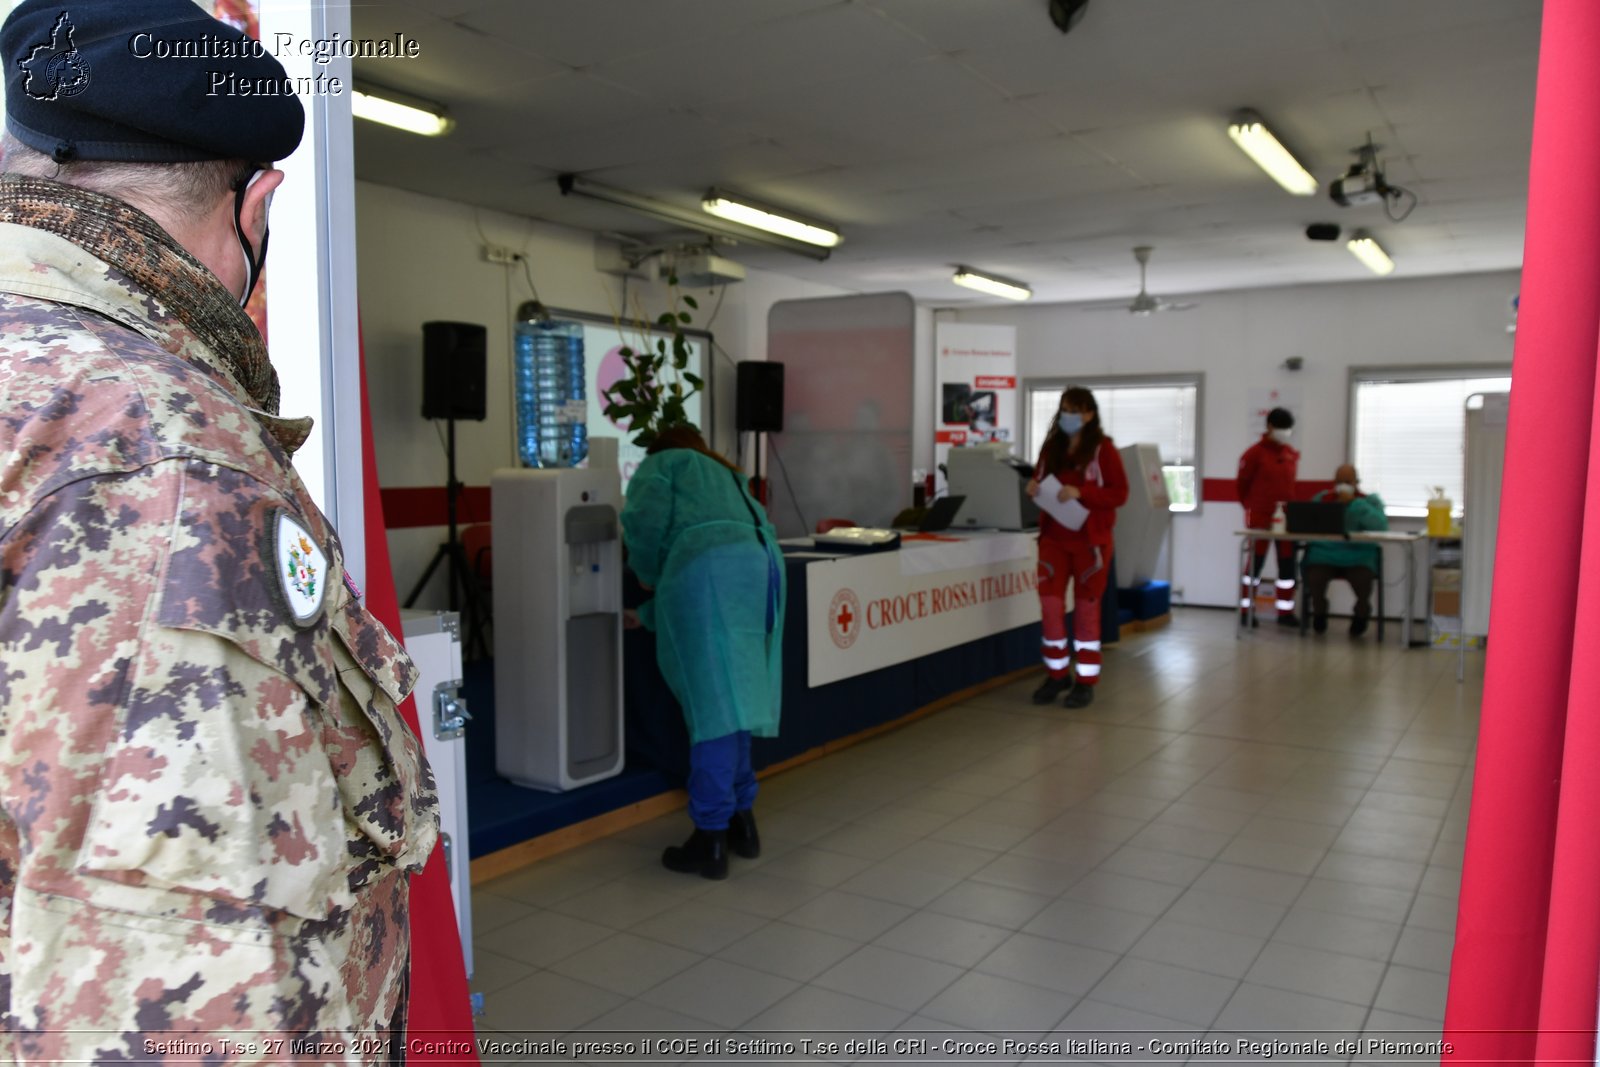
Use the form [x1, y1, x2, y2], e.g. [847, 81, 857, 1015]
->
[1285, 501, 1347, 536]
[919, 494, 965, 532]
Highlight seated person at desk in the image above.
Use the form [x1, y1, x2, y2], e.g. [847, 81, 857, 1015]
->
[621, 427, 786, 879]
[1302, 465, 1389, 637]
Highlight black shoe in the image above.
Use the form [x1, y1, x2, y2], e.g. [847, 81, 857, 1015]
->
[1349, 616, 1370, 638]
[728, 809, 761, 859]
[1032, 675, 1072, 704]
[1063, 685, 1095, 709]
[1312, 614, 1328, 635]
[663, 829, 729, 880]
[1277, 613, 1301, 628]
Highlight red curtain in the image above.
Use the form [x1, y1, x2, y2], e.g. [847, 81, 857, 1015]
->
[1443, 0, 1600, 1061]
[360, 335, 481, 1060]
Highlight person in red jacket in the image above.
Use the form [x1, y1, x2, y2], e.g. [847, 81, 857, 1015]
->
[1237, 407, 1301, 626]
[1026, 386, 1129, 708]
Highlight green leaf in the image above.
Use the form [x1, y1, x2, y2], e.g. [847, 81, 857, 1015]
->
[657, 312, 676, 327]
[655, 339, 666, 354]
[678, 312, 691, 323]
[667, 274, 679, 287]
[684, 372, 703, 389]
[683, 295, 699, 310]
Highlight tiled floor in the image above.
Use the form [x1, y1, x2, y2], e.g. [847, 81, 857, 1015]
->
[470, 609, 1479, 1064]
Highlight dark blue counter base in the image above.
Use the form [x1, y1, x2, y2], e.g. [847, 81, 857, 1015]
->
[463, 550, 1047, 862]
[462, 622, 1041, 861]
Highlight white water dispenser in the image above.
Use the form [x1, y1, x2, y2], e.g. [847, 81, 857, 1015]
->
[492, 456, 624, 792]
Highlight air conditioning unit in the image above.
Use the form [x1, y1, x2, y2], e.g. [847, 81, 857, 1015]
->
[668, 252, 745, 288]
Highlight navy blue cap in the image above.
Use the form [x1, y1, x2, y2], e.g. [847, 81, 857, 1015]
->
[2, 0, 305, 163]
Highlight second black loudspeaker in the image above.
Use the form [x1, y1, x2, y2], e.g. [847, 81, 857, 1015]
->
[736, 361, 784, 433]
[422, 321, 488, 422]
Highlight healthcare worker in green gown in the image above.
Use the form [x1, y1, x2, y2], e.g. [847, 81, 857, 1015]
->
[621, 426, 785, 879]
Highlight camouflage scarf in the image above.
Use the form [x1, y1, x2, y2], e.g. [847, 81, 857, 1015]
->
[0, 173, 281, 416]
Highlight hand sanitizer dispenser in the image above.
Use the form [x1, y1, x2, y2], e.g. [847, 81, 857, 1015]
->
[492, 451, 624, 791]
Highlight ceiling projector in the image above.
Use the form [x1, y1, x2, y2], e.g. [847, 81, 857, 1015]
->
[1330, 138, 1392, 208]
[668, 252, 745, 288]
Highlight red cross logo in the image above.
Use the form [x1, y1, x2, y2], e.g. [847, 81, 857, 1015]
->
[828, 588, 862, 650]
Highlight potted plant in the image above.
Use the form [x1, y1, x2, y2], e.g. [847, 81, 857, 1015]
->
[602, 272, 705, 447]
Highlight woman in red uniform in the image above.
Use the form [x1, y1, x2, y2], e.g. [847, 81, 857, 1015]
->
[1026, 386, 1129, 708]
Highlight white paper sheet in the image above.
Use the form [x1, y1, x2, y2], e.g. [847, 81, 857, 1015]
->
[1036, 476, 1090, 530]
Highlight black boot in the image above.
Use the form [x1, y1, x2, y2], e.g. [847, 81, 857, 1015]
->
[1063, 685, 1095, 708]
[1032, 675, 1072, 704]
[1349, 616, 1370, 638]
[663, 829, 729, 880]
[728, 809, 761, 859]
[1312, 613, 1328, 635]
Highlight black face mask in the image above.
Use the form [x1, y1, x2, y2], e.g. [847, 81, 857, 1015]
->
[232, 167, 272, 305]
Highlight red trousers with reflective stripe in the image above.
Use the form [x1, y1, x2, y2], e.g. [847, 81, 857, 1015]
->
[1246, 539, 1297, 618]
[1038, 536, 1110, 684]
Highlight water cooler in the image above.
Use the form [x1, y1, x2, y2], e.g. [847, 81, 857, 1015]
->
[494, 311, 624, 791]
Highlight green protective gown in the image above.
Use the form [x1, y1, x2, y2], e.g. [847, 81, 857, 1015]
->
[1304, 490, 1389, 568]
[621, 449, 786, 744]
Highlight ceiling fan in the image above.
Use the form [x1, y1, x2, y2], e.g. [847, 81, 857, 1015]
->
[1085, 246, 1198, 314]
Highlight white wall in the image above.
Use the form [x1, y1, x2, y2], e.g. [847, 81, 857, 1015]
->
[355, 181, 848, 608]
[952, 270, 1520, 609]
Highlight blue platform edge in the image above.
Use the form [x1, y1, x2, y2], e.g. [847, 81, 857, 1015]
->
[465, 548, 1068, 861]
[1119, 580, 1171, 621]
[462, 622, 1041, 860]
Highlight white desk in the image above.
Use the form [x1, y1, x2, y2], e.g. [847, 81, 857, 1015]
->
[1236, 529, 1427, 647]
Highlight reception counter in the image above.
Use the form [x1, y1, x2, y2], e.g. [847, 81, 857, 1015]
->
[463, 532, 1046, 866]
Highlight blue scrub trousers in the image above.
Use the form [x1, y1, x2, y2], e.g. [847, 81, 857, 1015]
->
[689, 731, 758, 830]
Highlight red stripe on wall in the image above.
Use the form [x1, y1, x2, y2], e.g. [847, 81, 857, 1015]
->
[1200, 480, 1335, 504]
[381, 486, 492, 529]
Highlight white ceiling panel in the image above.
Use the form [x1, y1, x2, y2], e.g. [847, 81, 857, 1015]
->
[351, 6, 569, 100]
[1320, 0, 1541, 43]
[588, 3, 939, 108]
[453, 0, 840, 70]
[350, 0, 1543, 303]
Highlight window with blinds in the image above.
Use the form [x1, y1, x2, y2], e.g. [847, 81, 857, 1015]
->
[1350, 371, 1511, 515]
[1024, 376, 1201, 512]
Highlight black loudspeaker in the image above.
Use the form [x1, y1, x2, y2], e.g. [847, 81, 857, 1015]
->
[736, 361, 784, 433]
[421, 321, 488, 422]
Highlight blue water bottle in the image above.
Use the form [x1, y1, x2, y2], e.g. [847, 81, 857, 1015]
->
[513, 310, 589, 469]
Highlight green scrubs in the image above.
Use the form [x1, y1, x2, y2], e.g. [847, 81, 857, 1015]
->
[621, 449, 785, 743]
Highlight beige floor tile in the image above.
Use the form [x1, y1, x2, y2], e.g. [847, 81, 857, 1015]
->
[480, 611, 1481, 1046]
[976, 931, 1120, 996]
[874, 910, 1013, 967]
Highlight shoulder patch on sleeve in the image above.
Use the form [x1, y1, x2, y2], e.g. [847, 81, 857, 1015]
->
[274, 509, 328, 627]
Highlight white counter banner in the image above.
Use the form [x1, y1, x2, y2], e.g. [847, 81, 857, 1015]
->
[805, 533, 1044, 687]
[935, 323, 1019, 488]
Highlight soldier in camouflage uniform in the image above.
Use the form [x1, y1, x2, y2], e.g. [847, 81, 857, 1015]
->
[0, 1, 438, 1062]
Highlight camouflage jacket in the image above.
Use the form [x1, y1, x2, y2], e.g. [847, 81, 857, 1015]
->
[0, 223, 438, 1063]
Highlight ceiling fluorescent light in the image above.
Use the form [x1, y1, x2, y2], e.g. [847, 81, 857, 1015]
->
[1347, 231, 1395, 276]
[702, 190, 841, 249]
[558, 174, 832, 261]
[1227, 109, 1317, 196]
[952, 267, 1032, 302]
[352, 84, 454, 136]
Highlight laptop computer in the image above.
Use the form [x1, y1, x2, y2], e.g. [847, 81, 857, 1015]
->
[1285, 501, 1347, 536]
[919, 494, 966, 532]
